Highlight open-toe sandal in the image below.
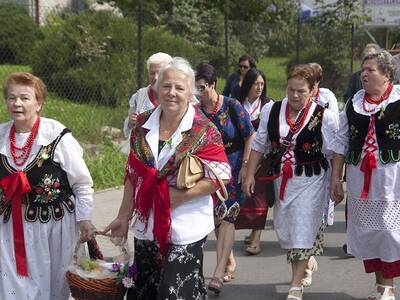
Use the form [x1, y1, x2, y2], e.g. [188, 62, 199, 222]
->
[301, 256, 318, 287]
[367, 284, 396, 300]
[223, 268, 236, 283]
[245, 244, 261, 255]
[208, 277, 223, 295]
[287, 286, 303, 300]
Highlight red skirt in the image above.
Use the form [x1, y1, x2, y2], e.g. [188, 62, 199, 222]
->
[235, 192, 268, 230]
[364, 258, 400, 279]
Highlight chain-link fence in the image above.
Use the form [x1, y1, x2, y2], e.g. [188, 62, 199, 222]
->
[1, 0, 396, 189]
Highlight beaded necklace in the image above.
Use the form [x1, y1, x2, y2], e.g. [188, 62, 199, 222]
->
[9, 117, 41, 166]
[362, 83, 393, 113]
[207, 94, 221, 121]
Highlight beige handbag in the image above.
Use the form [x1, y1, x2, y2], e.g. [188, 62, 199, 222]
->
[176, 154, 228, 201]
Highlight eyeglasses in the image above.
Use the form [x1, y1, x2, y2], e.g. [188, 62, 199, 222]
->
[196, 83, 208, 93]
[239, 64, 250, 70]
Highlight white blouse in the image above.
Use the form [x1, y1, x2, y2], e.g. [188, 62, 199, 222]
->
[315, 88, 339, 115]
[0, 117, 94, 221]
[132, 104, 231, 245]
[123, 86, 156, 138]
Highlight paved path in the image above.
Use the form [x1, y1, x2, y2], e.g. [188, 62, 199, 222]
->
[86, 188, 399, 300]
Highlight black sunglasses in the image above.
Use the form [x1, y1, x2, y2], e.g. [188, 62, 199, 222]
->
[196, 83, 208, 93]
[239, 64, 250, 69]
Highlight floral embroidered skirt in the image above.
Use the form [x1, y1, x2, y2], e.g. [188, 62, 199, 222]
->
[127, 237, 207, 300]
[286, 225, 325, 263]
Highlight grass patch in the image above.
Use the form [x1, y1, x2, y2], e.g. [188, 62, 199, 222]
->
[84, 142, 126, 190]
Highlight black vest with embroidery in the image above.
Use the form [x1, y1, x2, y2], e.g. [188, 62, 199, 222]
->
[0, 128, 75, 223]
[267, 101, 329, 176]
[345, 99, 400, 165]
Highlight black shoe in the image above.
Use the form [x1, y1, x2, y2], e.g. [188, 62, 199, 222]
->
[342, 244, 354, 257]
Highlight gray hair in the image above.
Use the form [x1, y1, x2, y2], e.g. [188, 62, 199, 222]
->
[362, 43, 380, 59]
[146, 52, 172, 71]
[155, 57, 196, 97]
[362, 50, 395, 81]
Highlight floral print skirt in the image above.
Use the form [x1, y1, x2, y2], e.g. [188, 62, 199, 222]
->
[286, 225, 325, 263]
[128, 237, 207, 300]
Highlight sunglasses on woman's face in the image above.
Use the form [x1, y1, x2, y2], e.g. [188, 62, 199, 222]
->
[239, 64, 250, 70]
[196, 83, 209, 93]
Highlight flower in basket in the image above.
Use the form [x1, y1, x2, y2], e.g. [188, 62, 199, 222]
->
[112, 262, 138, 288]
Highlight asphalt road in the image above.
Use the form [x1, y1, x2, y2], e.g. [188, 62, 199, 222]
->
[80, 188, 399, 300]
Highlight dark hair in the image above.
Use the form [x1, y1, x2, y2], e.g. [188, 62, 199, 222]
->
[238, 68, 266, 103]
[287, 64, 316, 90]
[195, 62, 217, 85]
[238, 55, 256, 69]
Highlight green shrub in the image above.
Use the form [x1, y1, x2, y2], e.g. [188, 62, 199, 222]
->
[32, 11, 136, 106]
[0, 4, 40, 64]
[286, 48, 347, 96]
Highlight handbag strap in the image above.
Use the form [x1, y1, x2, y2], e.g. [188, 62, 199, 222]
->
[268, 104, 308, 167]
[190, 154, 229, 202]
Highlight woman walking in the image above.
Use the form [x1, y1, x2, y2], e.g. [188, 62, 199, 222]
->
[195, 62, 254, 294]
[235, 68, 274, 255]
[103, 57, 231, 300]
[331, 50, 400, 300]
[243, 64, 338, 300]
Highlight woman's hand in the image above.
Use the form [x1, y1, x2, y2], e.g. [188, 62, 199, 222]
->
[79, 220, 97, 242]
[169, 187, 183, 209]
[99, 216, 130, 244]
[128, 112, 138, 128]
[242, 174, 255, 198]
[238, 165, 247, 184]
[330, 179, 345, 206]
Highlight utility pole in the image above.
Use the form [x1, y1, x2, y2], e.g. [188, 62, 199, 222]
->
[136, 0, 143, 89]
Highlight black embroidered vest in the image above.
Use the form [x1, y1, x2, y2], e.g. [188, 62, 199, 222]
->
[0, 128, 75, 223]
[346, 99, 400, 165]
[267, 101, 329, 176]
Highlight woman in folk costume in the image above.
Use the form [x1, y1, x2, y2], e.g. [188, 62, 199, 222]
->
[103, 57, 231, 300]
[0, 72, 96, 300]
[235, 68, 274, 255]
[331, 50, 400, 300]
[243, 64, 338, 300]
[195, 63, 255, 294]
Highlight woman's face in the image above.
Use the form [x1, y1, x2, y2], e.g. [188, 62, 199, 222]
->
[195, 78, 215, 105]
[238, 59, 251, 76]
[6, 84, 41, 131]
[361, 59, 390, 94]
[158, 69, 190, 116]
[286, 77, 312, 112]
[248, 75, 264, 101]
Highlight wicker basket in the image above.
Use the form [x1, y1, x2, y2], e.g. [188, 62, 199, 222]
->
[66, 237, 129, 300]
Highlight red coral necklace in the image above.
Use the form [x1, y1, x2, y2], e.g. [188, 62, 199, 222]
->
[207, 94, 220, 121]
[9, 117, 41, 166]
[285, 99, 311, 134]
[363, 83, 393, 113]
